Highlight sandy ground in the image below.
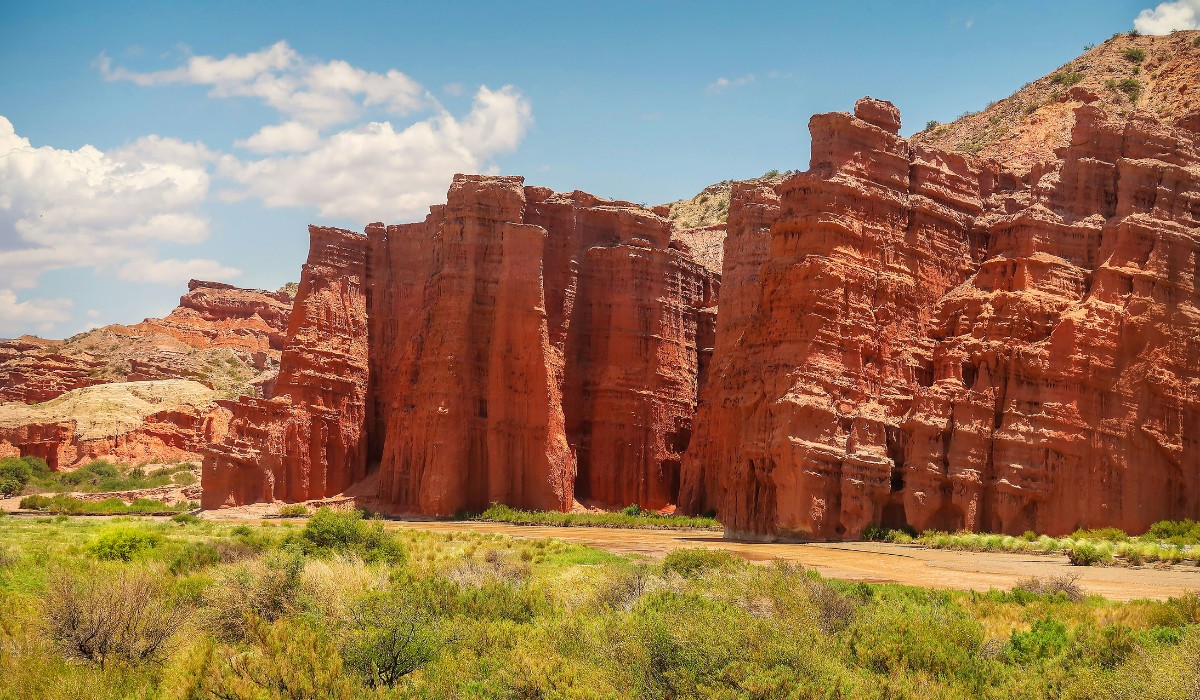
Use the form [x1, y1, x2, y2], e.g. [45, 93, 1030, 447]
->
[199, 514, 1200, 602]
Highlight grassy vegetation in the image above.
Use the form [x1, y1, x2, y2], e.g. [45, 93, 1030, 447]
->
[1122, 47, 1147, 63]
[0, 511, 1199, 698]
[473, 503, 721, 530]
[1105, 77, 1144, 103]
[1051, 71, 1085, 86]
[17, 494, 195, 515]
[870, 520, 1200, 567]
[2, 458, 199, 498]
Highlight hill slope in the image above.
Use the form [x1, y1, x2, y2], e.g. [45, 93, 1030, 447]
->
[912, 30, 1200, 171]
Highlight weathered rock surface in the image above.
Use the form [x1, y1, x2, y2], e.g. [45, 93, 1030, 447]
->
[0, 281, 294, 405]
[682, 95, 1200, 539]
[206, 175, 718, 514]
[0, 380, 225, 469]
[202, 228, 370, 508]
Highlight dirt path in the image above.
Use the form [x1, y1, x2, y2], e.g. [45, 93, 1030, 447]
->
[377, 520, 1200, 602]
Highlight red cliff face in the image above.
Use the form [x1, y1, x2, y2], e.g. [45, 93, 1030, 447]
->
[206, 175, 719, 513]
[126, 280, 293, 355]
[375, 177, 718, 514]
[202, 228, 370, 508]
[682, 97, 1200, 539]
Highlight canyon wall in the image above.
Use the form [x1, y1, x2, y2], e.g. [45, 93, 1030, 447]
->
[205, 175, 718, 514]
[681, 97, 1200, 539]
[202, 228, 370, 508]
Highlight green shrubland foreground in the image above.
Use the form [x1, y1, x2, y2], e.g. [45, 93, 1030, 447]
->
[1, 510, 1199, 699]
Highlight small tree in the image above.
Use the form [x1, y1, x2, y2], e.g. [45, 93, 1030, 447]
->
[0, 457, 33, 496]
[43, 567, 189, 667]
[341, 591, 451, 687]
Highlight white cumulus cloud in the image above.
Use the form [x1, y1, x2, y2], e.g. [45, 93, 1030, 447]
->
[0, 42, 535, 337]
[219, 85, 532, 221]
[1134, 0, 1200, 33]
[117, 256, 241, 284]
[99, 41, 427, 128]
[235, 121, 322, 153]
[0, 117, 223, 290]
[0, 289, 73, 336]
[103, 43, 534, 222]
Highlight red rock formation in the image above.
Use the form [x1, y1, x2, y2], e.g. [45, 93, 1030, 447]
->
[0, 380, 226, 469]
[0, 337, 105, 404]
[202, 227, 370, 508]
[206, 175, 718, 514]
[373, 177, 718, 515]
[0, 281, 294, 405]
[682, 96, 1200, 539]
[0, 410, 222, 470]
[679, 182, 780, 517]
[125, 280, 293, 355]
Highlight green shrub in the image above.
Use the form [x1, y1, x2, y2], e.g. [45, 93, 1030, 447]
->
[620, 503, 643, 516]
[1071, 624, 1137, 668]
[204, 549, 305, 641]
[278, 503, 311, 517]
[1072, 526, 1128, 542]
[341, 591, 449, 686]
[848, 595, 984, 682]
[172, 471, 198, 486]
[1051, 71, 1084, 86]
[61, 460, 120, 486]
[475, 503, 720, 530]
[299, 508, 403, 563]
[171, 512, 201, 525]
[925, 119, 939, 130]
[1123, 47, 1146, 63]
[863, 524, 916, 542]
[1068, 543, 1111, 566]
[184, 619, 354, 699]
[1194, 35, 1200, 48]
[0, 457, 35, 496]
[169, 541, 222, 575]
[662, 548, 743, 577]
[1145, 519, 1200, 544]
[1115, 77, 1143, 101]
[18, 494, 51, 511]
[44, 566, 189, 666]
[88, 526, 162, 561]
[1006, 617, 1069, 664]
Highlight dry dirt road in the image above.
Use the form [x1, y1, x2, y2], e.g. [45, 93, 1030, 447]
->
[375, 520, 1200, 602]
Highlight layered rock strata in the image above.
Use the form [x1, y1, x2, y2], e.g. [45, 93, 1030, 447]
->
[681, 96, 1200, 539]
[0, 281, 294, 405]
[0, 380, 225, 469]
[205, 175, 719, 514]
[202, 228, 370, 507]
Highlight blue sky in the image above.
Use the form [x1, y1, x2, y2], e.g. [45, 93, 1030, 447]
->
[0, 0, 1192, 337]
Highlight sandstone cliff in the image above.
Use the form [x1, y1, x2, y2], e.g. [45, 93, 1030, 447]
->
[202, 228, 370, 507]
[681, 90, 1200, 539]
[205, 175, 719, 514]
